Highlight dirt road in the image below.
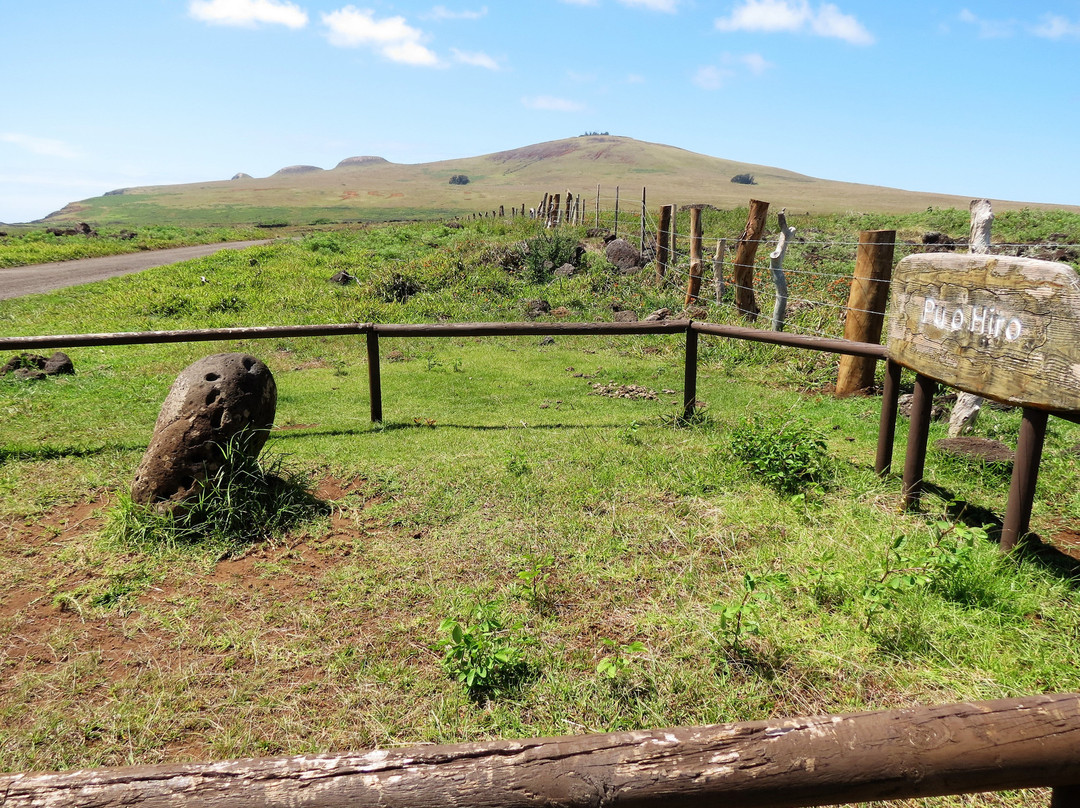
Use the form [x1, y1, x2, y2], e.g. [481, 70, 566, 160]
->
[0, 240, 274, 301]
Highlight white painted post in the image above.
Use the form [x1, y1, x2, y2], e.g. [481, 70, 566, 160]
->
[769, 210, 795, 331]
[948, 199, 994, 438]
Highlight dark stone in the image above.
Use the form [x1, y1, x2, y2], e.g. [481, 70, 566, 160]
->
[0, 352, 70, 377]
[554, 263, 575, 278]
[605, 238, 641, 272]
[526, 299, 551, 318]
[538, 336, 555, 346]
[898, 392, 955, 421]
[43, 352, 74, 375]
[921, 232, 964, 252]
[13, 368, 46, 381]
[644, 308, 670, 321]
[329, 271, 356, 285]
[130, 353, 277, 510]
[613, 309, 639, 322]
[1, 353, 46, 376]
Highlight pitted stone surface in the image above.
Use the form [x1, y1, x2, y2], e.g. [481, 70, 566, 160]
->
[131, 353, 276, 509]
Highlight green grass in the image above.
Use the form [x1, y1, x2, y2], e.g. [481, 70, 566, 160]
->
[0, 225, 265, 268]
[1, 215, 1078, 808]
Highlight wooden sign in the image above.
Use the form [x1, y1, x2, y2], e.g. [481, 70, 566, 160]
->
[887, 253, 1080, 412]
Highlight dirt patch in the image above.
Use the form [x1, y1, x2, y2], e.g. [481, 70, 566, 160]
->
[934, 437, 1014, 465]
[590, 382, 658, 400]
[487, 141, 579, 164]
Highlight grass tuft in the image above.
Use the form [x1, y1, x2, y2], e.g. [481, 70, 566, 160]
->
[104, 438, 327, 557]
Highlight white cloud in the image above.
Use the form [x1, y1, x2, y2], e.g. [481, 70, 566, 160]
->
[322, 6, 439, 65]
[1032, 14, 1080, 39]
[957, 8, 1015, 38]
[522, 95, 586, 112]
[715, 0, 873, 45]
[693, 52, 772, 91]
[426, 5, 487, 20]
[451, 48, 499, 69]
[0, 133, 80, 159]
[626, 73, 646, 84]
[739, 52, 772, 74]
[619, 0, 678, 11]
[188, 0, 308, 28]
[693, 65, 734, 90]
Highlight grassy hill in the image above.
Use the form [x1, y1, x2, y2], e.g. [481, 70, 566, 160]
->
[43, 135, 1076, 228]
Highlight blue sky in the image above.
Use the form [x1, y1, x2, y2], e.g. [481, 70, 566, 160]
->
[2, 0, 1078, 223]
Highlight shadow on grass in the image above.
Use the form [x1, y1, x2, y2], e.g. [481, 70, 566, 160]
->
[269, 421, 637, 440]
[0, 444, 142, 464]
[922, 481, 1080, 588]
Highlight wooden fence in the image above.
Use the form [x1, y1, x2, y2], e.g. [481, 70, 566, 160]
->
[3, 310, 1075, 549]
[3, 313, 1079, 804]
[3, 693, 1079, 806]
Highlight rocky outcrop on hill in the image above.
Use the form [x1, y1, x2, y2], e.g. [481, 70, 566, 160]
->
[272, 165, 324, 176]
[336, 156, 389, 168]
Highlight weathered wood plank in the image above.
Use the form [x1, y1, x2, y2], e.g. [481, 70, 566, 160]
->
[3, 694, 1080, 808]
[887, 252, 1080, 412]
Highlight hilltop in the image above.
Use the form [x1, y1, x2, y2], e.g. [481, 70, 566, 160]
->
[40, 135, 1074, 227]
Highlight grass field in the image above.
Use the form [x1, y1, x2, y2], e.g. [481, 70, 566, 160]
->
[2, 214, 1079, 805]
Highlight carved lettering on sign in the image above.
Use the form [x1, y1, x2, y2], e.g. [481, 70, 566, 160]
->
[918, 298, 1022, 344]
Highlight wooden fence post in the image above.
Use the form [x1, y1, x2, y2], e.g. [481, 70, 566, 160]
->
[713, 238, 727, 304]
[670, 203, 677, 266]
[640, 187, 647, 257]
[656, 204, 672, 282]
[768, 209, 795, 331]
[595, 184, 600, 228]
[683, 325, 698, 422]
[732, 199, 769, 322]
[835, 229, 896, 395]
[614, 186, 620, 239]
[684, 206, 704, 305]
[366, 331, 382, 423]
[875, 359, 902, 476]
[1000, 407, 1049, 552]
[902, 373, 937, 509]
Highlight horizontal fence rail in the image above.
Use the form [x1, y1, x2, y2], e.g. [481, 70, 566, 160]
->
[0, 319, 880, 353]
[3, 694, 1079, 807]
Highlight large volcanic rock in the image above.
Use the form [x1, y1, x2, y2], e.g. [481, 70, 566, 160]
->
[131, 354, 277, 510]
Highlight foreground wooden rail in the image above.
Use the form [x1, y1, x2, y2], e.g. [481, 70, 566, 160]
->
[2, 694, 1079, 807]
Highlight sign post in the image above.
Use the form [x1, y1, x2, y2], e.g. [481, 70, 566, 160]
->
[887, 253, 1080, 550]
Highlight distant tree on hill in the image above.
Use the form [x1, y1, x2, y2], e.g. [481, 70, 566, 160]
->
[731, 173, 756, 185]
[449, 174, 470, 185]
[579, 131, 610, 137]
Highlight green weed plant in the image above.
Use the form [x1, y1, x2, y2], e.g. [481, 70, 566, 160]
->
[729, 415, 832, 497]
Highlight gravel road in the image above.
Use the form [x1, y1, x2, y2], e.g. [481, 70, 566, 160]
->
[0, 240, 274, 301]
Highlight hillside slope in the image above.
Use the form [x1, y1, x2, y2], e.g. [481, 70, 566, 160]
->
[42, 135, 1071, 227]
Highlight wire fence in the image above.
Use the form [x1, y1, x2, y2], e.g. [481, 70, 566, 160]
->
[469, 187, 1080, 347]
